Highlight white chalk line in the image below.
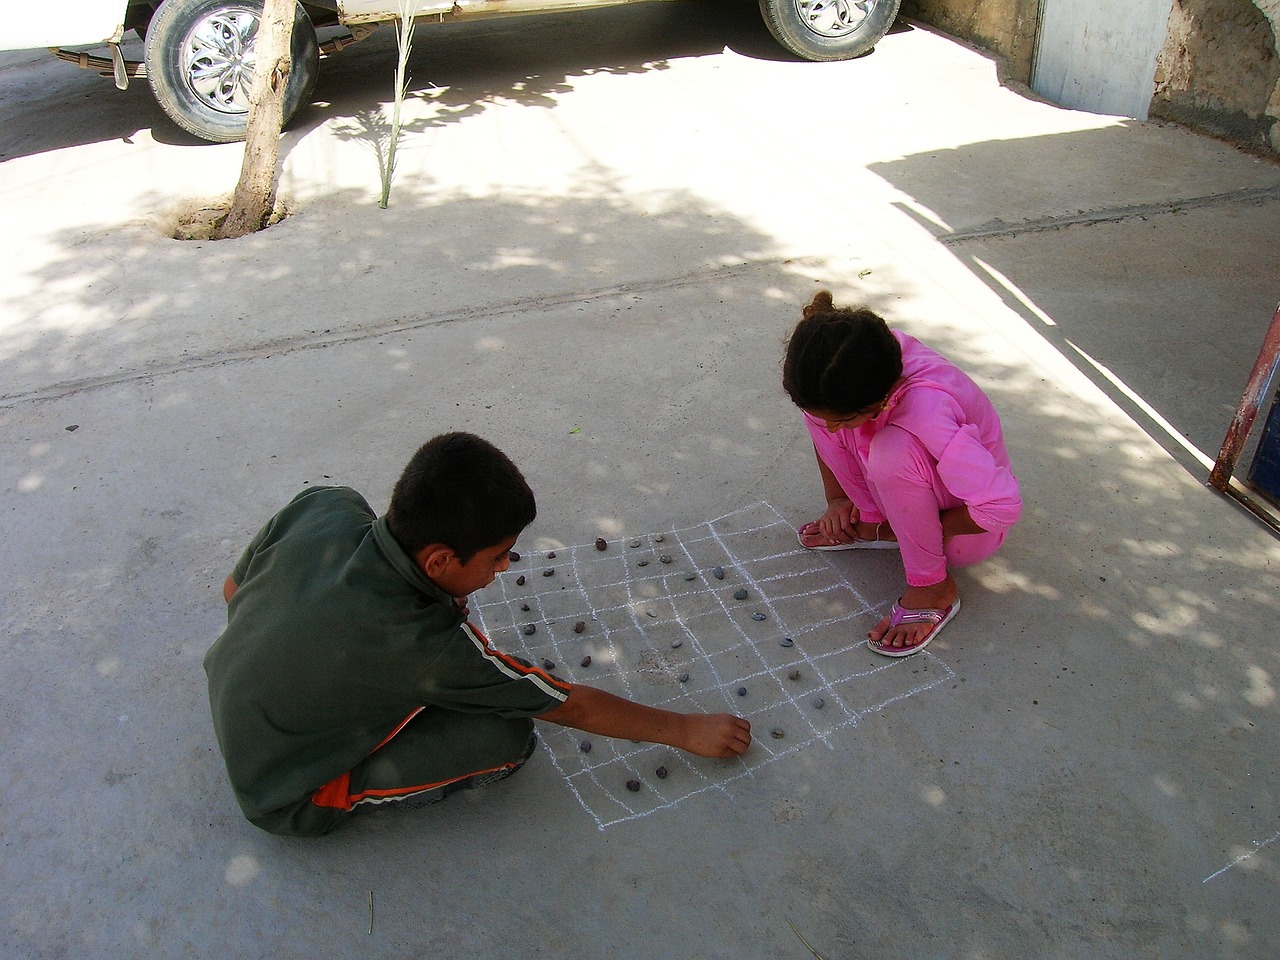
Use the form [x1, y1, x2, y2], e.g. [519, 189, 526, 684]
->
[473, 501, 955, 830]
[1202, 829, 1280, 883]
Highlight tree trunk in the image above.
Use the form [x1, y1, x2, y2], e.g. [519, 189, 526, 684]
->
[216, 0, 296, 239]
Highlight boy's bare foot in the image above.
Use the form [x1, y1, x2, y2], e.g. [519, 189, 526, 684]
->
[868, 576, 959, 652]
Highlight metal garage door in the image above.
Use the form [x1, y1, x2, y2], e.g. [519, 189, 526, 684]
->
[1032, 0, 1175, 119]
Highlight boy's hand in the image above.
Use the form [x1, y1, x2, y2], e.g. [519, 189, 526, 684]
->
[680, 713, 752, 758]
[538, 685, 751, 758]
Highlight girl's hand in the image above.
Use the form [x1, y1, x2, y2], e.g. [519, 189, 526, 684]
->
[816, 497, 859, 545]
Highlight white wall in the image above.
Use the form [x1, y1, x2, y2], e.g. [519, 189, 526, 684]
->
[1032, 0, 1175, 119]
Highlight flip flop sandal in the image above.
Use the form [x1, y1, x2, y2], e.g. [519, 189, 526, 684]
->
[796, 521, 900, 552]
[868, 598, 961, 657]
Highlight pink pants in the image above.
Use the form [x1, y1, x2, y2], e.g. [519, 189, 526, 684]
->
[807, 420, 1006, 587]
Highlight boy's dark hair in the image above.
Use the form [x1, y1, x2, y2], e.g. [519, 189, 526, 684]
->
[386, 433, 536, 563]
[782, 290, 903, 415]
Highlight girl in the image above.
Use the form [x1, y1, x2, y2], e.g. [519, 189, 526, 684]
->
[783, 291, 1021, 656]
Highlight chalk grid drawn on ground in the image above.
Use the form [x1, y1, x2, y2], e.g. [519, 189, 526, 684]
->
[472, 501, 954, 830]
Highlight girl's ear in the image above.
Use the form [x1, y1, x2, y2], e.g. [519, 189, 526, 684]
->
[415, 544, 457, 578]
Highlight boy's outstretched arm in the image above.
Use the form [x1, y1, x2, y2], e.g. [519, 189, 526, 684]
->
[537, 685, 751, 758]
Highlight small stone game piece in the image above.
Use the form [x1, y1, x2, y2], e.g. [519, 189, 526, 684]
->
[508, 551, 520, 562]
[595, 537, 607, 551]
[516, 575, 526, 586]
[736, 686, 747, 697]
[788, 669, 801, 681]
[733, 588, 748, 601]
[770, 728, 785, 739]
[655, 766, 668, 779]
[542, 659, 556, 671]
[780, 637, 794, 647]
[751, 612, 766, 621]
[542, 568, 554, 577]
[573, 621, 586, 634]
[813, 697, 825, 709]
[659, 555, 672, 564]
[713, 566, 725, 580]
[523, 624, 536, 636]
[626, 779, 641, 792]
[580, 740, 592, 753]
[580, 655, 592, 668]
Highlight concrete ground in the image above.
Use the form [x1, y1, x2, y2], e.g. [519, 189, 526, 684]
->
[3, 4, 1280, 957]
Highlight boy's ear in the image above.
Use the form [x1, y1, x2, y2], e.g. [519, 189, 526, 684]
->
[414, 544, 458, 578]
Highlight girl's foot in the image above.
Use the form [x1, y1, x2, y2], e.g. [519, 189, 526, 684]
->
[797, 519, 899, 551]
[868, 577, 959, 652]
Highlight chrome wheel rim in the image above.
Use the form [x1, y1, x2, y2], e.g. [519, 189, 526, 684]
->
[182, 8, 259, 115]
[795, 0, 875, 38]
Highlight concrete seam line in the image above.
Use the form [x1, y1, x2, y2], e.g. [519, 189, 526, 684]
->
[0, 258, 800, 408]
[941, 184, 1280, 244]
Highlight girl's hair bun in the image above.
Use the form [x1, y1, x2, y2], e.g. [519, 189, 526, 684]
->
[802, 290, 835, 319]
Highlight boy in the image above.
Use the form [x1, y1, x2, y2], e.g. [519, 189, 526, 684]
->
[205, 432, 751, 836]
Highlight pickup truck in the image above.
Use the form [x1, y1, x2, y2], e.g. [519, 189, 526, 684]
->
[15, 0, 900, 142]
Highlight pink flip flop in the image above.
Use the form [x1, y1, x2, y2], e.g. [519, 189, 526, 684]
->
[796, 522, 900, 552]
[868, 598, 961, 657]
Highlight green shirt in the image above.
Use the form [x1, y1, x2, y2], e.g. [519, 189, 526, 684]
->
[204, 486, 569, 823]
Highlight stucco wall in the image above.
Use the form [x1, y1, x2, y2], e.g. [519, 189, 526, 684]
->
[905, 0, 1280, 157]
[899, 0, 1040, 83]
[1151, 0, 1280, 154]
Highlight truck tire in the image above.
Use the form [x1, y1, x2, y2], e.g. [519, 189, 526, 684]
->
[758, 0, 901, 61]
[144, 0, 318, 143]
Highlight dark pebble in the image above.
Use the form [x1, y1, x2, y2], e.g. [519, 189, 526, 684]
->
[636, 559, 649, 567]
[671, 639, 683, 649]
[655, 766, 668, 779]
[580, 740, 592, 753]
[629, 538, 641, 548]
[574, 621, 586, 634]
[516, 575, 526, 586]
[625, 779, 641, 792]
[646, 609, 657, 618]
[653, 534, 665, 543]
[788, 669, 801, 681]
[683, 572, 697, 581]
[736, 686, 747, 697]
[508, 551, 521, 562]
[780, 637, 794, 648]
[813, 697, 825, 709]
[770, 728, 785, 739]
[580, 655, 592, 668]
[520, 603, 530, 612]
[542, 659, 556, 670]
[595, 537, 608, 551]
[542, 568, 555, 577]
[523, 624, 536, 636]
[65, 424, 79, 432]
[713, 566, 725, 580]
[548, 551, 556, 559]
[733, 588, 748, 601]
[679, 672, 690, 683]
[751, 612, 766, 621]
[659, 555, 672, 564]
